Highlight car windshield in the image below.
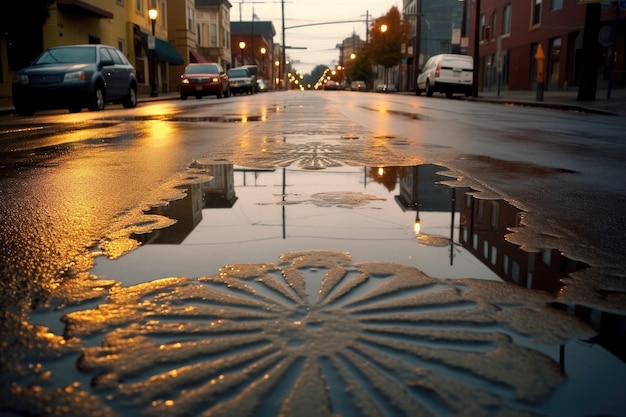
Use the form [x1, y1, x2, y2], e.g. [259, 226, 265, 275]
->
[185, 64, 219, 74]
[34, 47, 96, 65]
[228, 69, 248, 77]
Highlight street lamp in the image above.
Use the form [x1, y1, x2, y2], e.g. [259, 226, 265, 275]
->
[239, 41, 246, 65]
[260, 47, 266, 78]
[148, 7, 158, 97]
[275, 60, 280, 88]
[380, 24, 388, 85]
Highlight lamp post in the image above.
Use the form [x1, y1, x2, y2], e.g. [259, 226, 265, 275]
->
[380, 24, 388, 85]
[260, 47, 266, 78]
[148, 7, 158, 97]
[275, 60, 280, 89]
[239, 41, 246, 66]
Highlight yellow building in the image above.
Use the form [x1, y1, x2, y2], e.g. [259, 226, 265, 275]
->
[0, 0, 234, 99]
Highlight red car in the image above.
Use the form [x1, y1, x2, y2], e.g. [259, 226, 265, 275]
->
[180, 63, 230, 99]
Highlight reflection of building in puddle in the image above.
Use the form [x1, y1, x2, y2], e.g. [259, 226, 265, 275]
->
[393, 164, 458, 239]
[132, 164, 237, 244]
[457, 188, 588, 293]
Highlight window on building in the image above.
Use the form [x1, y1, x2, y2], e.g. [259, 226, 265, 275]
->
[549, 37, 561, 87]
[490, 11, 496, 40]
[117, 38, 126, 55]
[550, 0, 562, 10]
[116, 0, 124, 5]
[187, 6, 194, 31]
[480, 14, 487, 41]
[161, 0, 167, 28]
[502, 4, 511, 36]
[532, 0, 542, 26]
[211, 24, 218, 47]
[197, 24, 202, 44]
[136, 0, 142, 13]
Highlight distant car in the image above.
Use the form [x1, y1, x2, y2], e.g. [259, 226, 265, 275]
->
[180, 63, 229, 99]
[375, 83, 397, 93]
[12, 44, 137, 115]
[324, 80, 341, 90]
[257, 79, 268, 92]
[350, 80, 367, 91]
[228, 67, 257, 95]
[416, 54, 473, 98]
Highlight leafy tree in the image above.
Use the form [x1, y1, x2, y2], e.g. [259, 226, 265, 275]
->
[367, 6, 411, 69]
[347, 50, 373, 85]
[1, 0, 54, 70]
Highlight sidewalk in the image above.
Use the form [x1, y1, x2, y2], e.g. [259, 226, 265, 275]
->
[466, 87, 626, 117]
[1, 88, 625, 116]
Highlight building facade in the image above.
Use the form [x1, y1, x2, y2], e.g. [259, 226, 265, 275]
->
[230, 21, 276, 82]
[468, 0, 626, 92]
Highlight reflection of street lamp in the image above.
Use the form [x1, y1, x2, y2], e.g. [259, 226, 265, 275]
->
[275, 60, 280, 88]
[260, 47, 266, 77]
[148, 7, 158, 97]
[239, 41, 246, 65]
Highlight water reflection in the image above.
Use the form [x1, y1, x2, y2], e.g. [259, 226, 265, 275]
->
[114, 163, 587, 293]
[81, 163, 625, 417]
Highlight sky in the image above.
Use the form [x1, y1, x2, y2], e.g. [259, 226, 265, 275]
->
[233, 0, 398, 75]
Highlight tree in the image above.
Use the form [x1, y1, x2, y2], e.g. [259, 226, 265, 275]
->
[367, 6, 411, 70]
[1, 0, 54, 70]
[347, 51, 373, 84]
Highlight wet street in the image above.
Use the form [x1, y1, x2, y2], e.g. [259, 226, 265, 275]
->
[0, 90, 625, 417]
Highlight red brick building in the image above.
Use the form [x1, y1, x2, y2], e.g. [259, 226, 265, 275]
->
[467, 0, 625, 92]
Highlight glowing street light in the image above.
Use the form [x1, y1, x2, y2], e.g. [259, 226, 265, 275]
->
[239, 41, 246, 65]
[148, 7, 158, 97]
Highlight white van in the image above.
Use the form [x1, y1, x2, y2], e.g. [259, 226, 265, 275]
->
[416, 54, 473, 98]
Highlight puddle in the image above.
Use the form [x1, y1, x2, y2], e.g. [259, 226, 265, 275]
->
[92, 164, 587, 293]
[16, 163, 625, 417]
[92, 164, 506, 285]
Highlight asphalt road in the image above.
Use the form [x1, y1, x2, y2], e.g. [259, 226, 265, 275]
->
[0, 91, 625, 417]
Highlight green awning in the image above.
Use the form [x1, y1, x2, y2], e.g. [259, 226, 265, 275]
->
[142, 34, 184, 65]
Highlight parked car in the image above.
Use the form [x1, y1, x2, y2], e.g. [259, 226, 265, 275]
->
[416, 54, 473, 98]
[350, 80, 367, 91]
[227, 67, 257, 95]
[257, 79, 268, 92]
[324, 80, 341, 90]
[180, 63, 229, 99]
[375, 83, 398, 93]
[12, 44, 137, 115]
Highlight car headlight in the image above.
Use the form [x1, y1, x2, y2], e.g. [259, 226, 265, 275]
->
[63, 71, 86, 82]
[181, 78, 190, 84]
[13, 74, 29, 85]
[211, 77, 219, 83]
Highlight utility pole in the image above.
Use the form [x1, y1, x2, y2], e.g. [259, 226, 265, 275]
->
[577, 3, 601, 101]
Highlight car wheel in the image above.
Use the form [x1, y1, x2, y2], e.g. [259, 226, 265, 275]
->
[196, 95, 202, 99]
[88, 86, 105, 111]
[445, 91, 453, 98]
[122, 85, 137, 108]
[180, 94, 188, 100]
[415, 87, 421, 96]
[426, 81, 434, 97]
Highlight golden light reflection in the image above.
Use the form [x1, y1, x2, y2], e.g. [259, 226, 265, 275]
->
[146, 120, 174, 147]
[377, 167, 384, 176]
[414, 219, 421, 235]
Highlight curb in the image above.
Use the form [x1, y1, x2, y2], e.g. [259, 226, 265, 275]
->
[463, 96, 619, 117]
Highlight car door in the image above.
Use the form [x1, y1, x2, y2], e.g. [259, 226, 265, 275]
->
[99, 47, 123, 99]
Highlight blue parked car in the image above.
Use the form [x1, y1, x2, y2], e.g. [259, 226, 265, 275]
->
[12, 44, 138, 115]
